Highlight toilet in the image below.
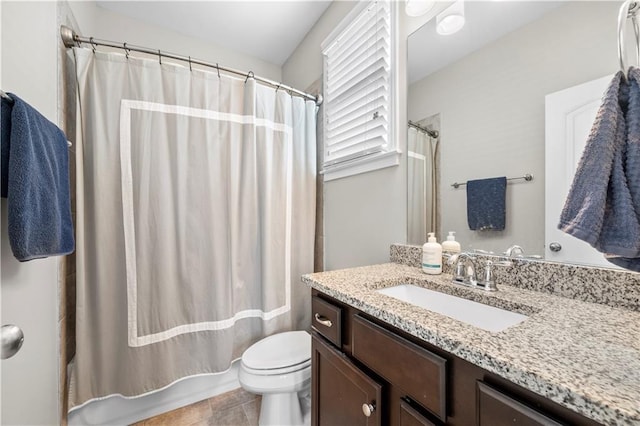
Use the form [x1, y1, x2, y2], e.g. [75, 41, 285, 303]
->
[238, 331, 311, 426]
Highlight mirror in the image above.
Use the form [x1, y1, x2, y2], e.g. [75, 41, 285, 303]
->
[406, 1, 629, 267]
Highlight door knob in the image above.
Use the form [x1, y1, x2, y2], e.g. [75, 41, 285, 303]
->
[1, 324, 24, 359]
[362, 403, 376, 417]
[549, 242, 562, 252]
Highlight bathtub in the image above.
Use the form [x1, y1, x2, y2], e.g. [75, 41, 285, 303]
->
[68, 361, 241, 425]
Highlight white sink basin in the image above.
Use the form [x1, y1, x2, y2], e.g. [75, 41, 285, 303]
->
[377, 284, 528, 333]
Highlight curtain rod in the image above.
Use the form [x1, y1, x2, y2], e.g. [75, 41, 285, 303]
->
[408, 120, 439, 138]
[59, 25, 322, 106]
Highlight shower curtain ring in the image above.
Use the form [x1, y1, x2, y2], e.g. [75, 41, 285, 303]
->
[123, 42, 130, 59]
[216, 63, 221, 78]
[188, 56, 192, 71]
[89, 37, 96, 53]
[276, 84, 281, 93]
[158, 50, 162, 65]
[245, 71, 254, 83]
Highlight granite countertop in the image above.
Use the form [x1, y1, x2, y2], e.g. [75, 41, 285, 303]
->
[302, 263, 640, 426]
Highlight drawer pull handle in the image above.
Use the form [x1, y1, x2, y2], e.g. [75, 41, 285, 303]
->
[362, 403, 376, 417]
[314, 313, 333, 327]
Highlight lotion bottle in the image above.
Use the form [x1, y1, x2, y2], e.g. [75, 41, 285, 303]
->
[422, 232, 442, 275]
[442, 231, 461, 254]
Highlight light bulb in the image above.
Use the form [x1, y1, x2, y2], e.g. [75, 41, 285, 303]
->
[405, 0, 435, 17]
[436, 0, 465, 35]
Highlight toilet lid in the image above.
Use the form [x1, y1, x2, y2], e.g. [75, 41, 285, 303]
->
[242, 331, 310, 370]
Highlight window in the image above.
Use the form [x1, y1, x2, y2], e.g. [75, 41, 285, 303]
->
[322, 0, 397, 181]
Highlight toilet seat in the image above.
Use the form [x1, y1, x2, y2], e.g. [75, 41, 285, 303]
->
[241, 331, 310, 374]
[242, 358, 311, 376]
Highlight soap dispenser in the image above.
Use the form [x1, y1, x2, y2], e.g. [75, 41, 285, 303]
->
[422, 232, 442, 275]
[442, 231, 461, 254]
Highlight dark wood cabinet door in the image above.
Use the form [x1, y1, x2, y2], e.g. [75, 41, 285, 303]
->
[400, 400, 437, 426]
[477, 382, 565, 426]
[312, 333, 383, 426]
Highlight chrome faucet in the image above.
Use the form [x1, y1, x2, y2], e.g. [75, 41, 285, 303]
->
[503, 245, 543, 259]
[504, 245, 524, 257]
[449, 253, 478, 286]
[448, 252, 511, 291]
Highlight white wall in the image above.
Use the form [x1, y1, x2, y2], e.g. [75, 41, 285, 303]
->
[408, 1, 619, 255]
[1, 2, 61, 424]
[283, 1, 408, 271]
[68, 1, 282, 82]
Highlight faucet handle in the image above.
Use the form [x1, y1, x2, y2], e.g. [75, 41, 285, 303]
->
[479, 259, 512, 291]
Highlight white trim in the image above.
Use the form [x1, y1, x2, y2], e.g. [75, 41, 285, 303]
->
[323, 150, 401, 181]
[119, 99, 292, 347]
[408, 151, 426, 161]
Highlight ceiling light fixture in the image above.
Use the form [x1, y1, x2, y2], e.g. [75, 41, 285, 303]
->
[436, 0, 465, 35]
[405, 0, 435, 17]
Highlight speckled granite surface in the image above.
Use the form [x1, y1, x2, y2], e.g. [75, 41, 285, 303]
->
[391, 244, 640, 311]
[302, 263, 640, 425]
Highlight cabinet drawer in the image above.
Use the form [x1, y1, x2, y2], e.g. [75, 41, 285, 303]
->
[400, 400, 437, 426]
[352, 315, 447, 421]
[311, 296, 342, 347]
[477, 382, 564, 426]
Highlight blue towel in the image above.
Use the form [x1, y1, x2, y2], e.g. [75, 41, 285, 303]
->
[604, 68, 640, 271]
[1, 96, 11, 197]
[0, 93, 74, 261]
[466, 177, 507, 231]
[558, 70, 640, 270]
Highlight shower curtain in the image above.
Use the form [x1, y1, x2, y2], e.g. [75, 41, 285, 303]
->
[408, 126, 438, 244]
[69, 48, 317, 409]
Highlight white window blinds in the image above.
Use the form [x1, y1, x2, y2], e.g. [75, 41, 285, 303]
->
[322, 1, 392, 172]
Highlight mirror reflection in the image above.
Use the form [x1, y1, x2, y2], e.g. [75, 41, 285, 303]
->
[407, 1, 629, 267]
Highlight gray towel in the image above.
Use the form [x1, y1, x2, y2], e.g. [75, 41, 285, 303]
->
[0, 93, 74, 261]
[606, 68, 640, 270]
[558, 69, 640, 270]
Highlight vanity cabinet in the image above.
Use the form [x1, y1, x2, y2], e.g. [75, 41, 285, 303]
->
[311, 291, 602, 426]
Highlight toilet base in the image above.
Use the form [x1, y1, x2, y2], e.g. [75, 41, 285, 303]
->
[259, 392, 308, 426]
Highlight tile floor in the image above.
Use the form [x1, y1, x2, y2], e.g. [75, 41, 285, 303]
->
[132, 388, 261, 426]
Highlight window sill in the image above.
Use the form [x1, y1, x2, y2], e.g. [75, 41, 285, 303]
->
[322, 150, 401, 182]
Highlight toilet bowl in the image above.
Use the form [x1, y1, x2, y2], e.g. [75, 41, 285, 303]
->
[238, 331, 311, 426]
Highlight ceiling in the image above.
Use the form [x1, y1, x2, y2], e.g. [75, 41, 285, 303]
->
[408, 1, 565, 84]
[96, 1, 333, 66]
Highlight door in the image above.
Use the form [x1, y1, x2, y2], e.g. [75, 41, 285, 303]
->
[399, 400, 436, 426]
[545, 74, 620, 268]
[1, 203, 59, 425]
[312, 334, 383, 426]
[1, 1, 61, 424]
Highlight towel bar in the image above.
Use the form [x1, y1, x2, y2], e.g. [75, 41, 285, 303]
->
[452, 173, 533, 189]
